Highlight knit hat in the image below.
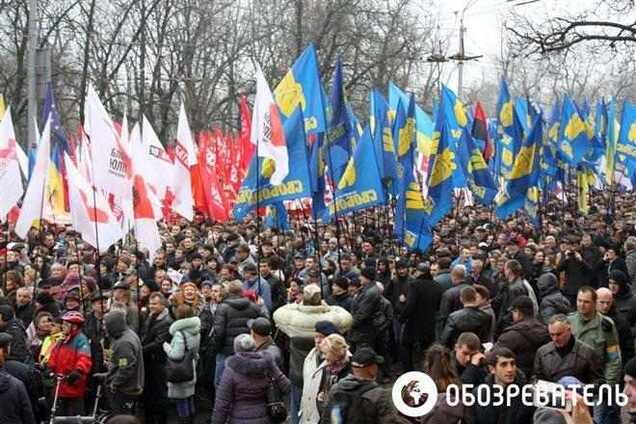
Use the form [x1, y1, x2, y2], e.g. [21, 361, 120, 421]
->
[234, 333, 256, 353]
[0, 304, 14, 321]
[315, 321, 339, 336]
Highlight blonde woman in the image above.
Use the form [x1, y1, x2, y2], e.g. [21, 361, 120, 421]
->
[300, 333, 351, 423]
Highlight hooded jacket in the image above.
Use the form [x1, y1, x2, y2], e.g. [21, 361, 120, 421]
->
[610, 270, 636, 332]
[495, 318, 550, 378]
[104, 311, 144, 396]
[212, 351, 290, 424]
[537, 273, 572, 324]
[163, 316, 201, 399]
[212, 295, 263, 356]
[326, 375, 389, 424]
[0, 370, 36, 424]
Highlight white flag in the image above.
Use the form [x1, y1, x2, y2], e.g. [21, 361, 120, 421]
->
[15, 117, 51, 238]
[172, 103, 196, 220]
[84, 84, 131, 198]
[130, 123, 162, 260]
[64, 154, 122, 252]
[141, 115, 174, 207]
[0, 107, 24, 221]
[251, 64, 289, 185]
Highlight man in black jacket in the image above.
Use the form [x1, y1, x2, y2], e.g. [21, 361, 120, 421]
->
[141, 292, 173, 424]
[211, 280, 263, 385]
[384, 260, 410, 357]
[597, 287, 635, 364]
[609, 270, 636, 335]
[440, 286, 492, 348]
[0, 333, 35, 424]
[494, 296, 550, 379]
[400, 264, 443, 370]
[438, 264, 472, 335]
[350, 267, 384, 352]
[0, 305, 30, 364]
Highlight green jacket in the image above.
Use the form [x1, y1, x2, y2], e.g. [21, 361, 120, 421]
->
[568, 312, 622, 384]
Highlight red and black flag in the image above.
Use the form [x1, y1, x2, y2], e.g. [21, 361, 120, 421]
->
[472, 101, 493, 161]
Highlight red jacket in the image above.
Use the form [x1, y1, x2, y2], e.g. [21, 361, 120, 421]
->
[48, 330, 92, 398]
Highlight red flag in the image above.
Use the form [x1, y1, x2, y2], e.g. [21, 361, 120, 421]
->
[238, 95, 254, 174]
[196, 132, 229, 222]
[472, 101, 493, 161]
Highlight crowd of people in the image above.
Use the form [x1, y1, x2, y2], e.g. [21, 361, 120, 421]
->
[2, 191, 636, 423]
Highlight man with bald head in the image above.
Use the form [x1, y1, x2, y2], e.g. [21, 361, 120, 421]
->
[597, 287, 634, 364]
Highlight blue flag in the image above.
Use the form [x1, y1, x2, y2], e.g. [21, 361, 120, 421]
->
[325, 57, 354, 184]
[274, 44, 328, 136]
[324, 125, 385, 220]
[617, 100, 636, 169]
[496, 114, 542, 220]
[495, 79, 524, 180]
[457, 128, 497, 206]
[425, 117, 459, 226]
[233, 109, 312, 220]
[558, 96, 589, 166]
[370, 90, 398, 185]
[263, 203, 290, 231]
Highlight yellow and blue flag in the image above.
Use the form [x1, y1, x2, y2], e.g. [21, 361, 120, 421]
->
[496, 114, 542, 220]
[425, 117, 459, 226]
[457, 128, 497, 206]
[558, 95, 589, 166]
[617, 100, 636, 168]
[274, 44, 327, 137]
[234, 109, 312, 221]
[605, 98, 619, 185]
[263, 203, 290, 231]
[41, 83, 70, 217]
[370, 89, 397, 183]
[325, 125, 385, 221]
[392, 97, 416, 199]
[325, 57, 354, 184]
[495, 79, 524, 179]
[440, 85, 468, 140]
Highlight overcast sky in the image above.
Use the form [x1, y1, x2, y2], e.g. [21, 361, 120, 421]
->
[432, 0, 598, 92]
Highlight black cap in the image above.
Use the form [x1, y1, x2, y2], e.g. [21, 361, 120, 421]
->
[0, 332, 13, 348]
[509, 295, 534, 317]
[294, 252, 306, 260]
[315, 321, 339, 336]
[201, 280, 214, 288]
[351, 347, 384, 368]
[247, 317, 272, 336]
[112, 281, 130, 290]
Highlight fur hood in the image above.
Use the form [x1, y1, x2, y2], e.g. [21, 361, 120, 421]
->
[226, 351, 274, 377]
[169, 316, 201, 336]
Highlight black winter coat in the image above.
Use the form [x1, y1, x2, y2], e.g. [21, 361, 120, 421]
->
[537, 273, 572, 324]
[212, 295, 263, 355]
[495, 318, 550, 378]
[141, 308, 173, 407]
[401, 278, 443, 347]
[0, 369, 35, 424]
[4, 319, 30, 364]
[615, 289, 636, 335]
[438, 281, 472, 334]
[440, 306, 492, 348]
[350, 282, 384, 343]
